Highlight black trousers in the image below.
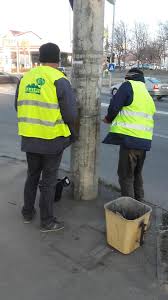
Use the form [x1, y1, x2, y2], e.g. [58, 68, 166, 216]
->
[117, 146, 146, 201]
[22, 151, 63, 225]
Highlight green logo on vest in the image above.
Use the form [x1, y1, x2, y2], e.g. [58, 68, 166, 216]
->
[25, 78, 45, 95]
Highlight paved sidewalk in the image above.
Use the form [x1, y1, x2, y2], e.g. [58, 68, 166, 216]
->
[0, 157, 167, 299]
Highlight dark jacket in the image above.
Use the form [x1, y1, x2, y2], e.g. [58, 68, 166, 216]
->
[15, 73, 78, 154]
[103, 74, 153, 151]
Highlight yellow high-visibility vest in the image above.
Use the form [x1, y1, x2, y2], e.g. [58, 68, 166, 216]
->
[110, 80, 156, 140]
[17, 66, 71, 139]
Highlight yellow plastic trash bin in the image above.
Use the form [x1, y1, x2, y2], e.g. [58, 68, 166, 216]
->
[104, 197, 152, 254]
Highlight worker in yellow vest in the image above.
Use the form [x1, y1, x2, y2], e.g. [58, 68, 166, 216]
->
[15, 43, 78, 232]
[103, 68, 156, 202]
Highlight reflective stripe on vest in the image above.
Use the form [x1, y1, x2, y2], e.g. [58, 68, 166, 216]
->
[110, 80, 156, 140]
[18, 100, 60, 109]
[119, 110, 153, 120]
[17, 66, 71, 139]
[111, 121, 153, 133]
[18, 117, 64, 127]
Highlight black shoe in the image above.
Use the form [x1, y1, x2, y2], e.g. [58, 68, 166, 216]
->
[40, 220, 64, 233]
[22, 208, 36, 224]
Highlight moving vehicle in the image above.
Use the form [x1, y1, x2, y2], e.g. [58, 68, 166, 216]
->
[57, 67, 66, 75]
[57, 66, 65, 72]
[111, 77, 168, 101]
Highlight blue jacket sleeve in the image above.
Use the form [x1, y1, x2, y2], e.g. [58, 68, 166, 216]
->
[14, 80, 21, 111]
[55, 77, 78, 141]
[105, 81, 133, 123]
[55, 78, 78, 124]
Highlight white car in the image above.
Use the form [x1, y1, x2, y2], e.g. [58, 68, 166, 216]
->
[111, 77, 168, 101]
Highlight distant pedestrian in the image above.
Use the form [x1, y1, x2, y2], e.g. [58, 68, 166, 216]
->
[102, 68, 156, 201]
[15, 42, 78, 232]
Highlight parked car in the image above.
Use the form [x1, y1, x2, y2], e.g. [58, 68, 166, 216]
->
[0, 72, 21, 84]
[57, 67, 66, 76]
[128, 64, 143, 69]
[142, 63, 154, 70]
[111, 77, 168, 101]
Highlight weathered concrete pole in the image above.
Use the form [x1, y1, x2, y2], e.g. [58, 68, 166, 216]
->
[71, 0, 105, 200]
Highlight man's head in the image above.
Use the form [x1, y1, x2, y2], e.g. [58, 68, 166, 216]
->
[125, 67, 145, 83]
[39, 43, 60, 67]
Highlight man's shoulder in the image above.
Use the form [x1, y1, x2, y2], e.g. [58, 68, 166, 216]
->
[54, 77, 71, 88]
[119, 80, 133, 94]
[120, 81, 132, 88]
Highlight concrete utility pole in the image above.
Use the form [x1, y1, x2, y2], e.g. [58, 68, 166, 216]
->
[71, 0, 105, 201]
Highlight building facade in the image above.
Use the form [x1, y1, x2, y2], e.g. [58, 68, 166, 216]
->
[0, 30, 72, 73]
[0, 30, 43, 72]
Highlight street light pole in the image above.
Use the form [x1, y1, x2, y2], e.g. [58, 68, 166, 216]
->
[109, 0, 116, 87]
[111, 0, 116, 63]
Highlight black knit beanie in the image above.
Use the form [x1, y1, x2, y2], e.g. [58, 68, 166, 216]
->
[39, 43, 60, 63]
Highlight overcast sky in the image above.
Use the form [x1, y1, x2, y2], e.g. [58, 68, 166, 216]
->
[105, 0, 168, 35]
[1, 0, 168, 51]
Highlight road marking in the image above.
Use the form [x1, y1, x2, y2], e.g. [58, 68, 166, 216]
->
[154, 133, 168, 139]
[101, 102, 168, 116]
[101, 103, 109, 108]
[0, 91, 15, 95]
[156, 110, 168, 115]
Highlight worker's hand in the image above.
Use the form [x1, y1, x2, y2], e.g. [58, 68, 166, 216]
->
[102, 117, 110, 124]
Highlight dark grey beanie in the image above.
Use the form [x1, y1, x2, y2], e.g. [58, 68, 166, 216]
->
[125, 67, 144, 78]
[125, 67, 145, 82]
[39, 43, 60, 63]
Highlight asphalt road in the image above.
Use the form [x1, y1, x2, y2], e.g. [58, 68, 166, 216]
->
[0, 84, 168, 209]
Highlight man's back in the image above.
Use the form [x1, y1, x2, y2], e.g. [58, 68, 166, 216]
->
[15, 66, 78, 154]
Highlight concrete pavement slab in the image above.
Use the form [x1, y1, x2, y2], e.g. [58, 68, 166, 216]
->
[156, 209, 168, 291]
[0, 157, 167, 299]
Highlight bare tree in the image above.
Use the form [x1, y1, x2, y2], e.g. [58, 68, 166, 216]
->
[114, 21, 128, 68]
[143, 40, 163, 64]
[104, 26, 110, 53]
[111, 21, 168, 68]
[131, 22, 149, 65]
[157, 22, 168, 65]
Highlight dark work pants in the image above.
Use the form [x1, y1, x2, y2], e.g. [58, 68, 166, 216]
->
[22, 151, 63, 225]
[117, 146, 146, 200]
